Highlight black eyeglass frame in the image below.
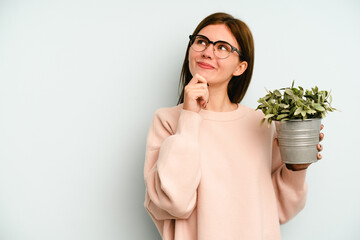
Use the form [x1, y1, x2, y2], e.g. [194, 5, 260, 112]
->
[189, 34, 243, 59]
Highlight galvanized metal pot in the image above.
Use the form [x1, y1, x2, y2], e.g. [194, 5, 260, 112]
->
[275, 119, 322, 164]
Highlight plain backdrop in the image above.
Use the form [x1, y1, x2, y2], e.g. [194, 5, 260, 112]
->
[0, 0, 359, 239]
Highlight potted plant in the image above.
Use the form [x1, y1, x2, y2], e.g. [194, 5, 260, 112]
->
[256, 81, 337, 164]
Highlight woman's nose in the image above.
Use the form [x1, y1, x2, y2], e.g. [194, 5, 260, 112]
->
[201, 44, 215, 59]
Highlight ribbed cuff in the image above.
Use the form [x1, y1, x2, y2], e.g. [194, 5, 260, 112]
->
[176, 109, 203, 138]
[281, 165, 307, 190]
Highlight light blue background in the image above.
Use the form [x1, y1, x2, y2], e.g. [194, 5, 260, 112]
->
[0, 0, 359, 239]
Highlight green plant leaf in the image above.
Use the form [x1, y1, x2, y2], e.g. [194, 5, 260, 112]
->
[307, 109, 317, 114]
[264, 114, 275, 119]
[294, 107, 302, 116]
[296, 99, 303, 106]
[272, 108, 278, 114]
[314, 103, 325, 112]
[289, 106, 297, 116]
[263, 94, 271, 101]
[267, 120, 271, 128]
[285, 89, 294, 96]
[260, 118, 265, 126]
[274, 90, 281, 97]
[277, 114, 289, 120]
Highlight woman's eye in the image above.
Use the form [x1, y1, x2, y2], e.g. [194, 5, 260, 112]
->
[196, 39, 207, 45]
[217, 44, 230, 52]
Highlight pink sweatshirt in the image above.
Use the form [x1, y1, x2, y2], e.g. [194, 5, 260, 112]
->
[144, 103, 307, 240]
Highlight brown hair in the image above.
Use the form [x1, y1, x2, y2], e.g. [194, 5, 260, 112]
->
[177, 12, 254, 105]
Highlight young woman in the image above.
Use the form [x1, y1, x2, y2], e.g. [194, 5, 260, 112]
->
[143, 12, 324, 240]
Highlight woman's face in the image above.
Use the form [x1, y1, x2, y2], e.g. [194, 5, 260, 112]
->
[188, 24, 246, 85]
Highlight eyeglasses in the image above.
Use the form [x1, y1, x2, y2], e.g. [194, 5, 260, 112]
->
[189, 34, 242, 59]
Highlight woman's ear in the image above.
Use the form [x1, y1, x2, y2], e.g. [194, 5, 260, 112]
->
[233, 61, 248, 76]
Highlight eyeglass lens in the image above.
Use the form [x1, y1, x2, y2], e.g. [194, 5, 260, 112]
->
[191, 36, 232, 59]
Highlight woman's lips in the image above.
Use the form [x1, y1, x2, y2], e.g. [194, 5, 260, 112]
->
[197, 62, 215, 69]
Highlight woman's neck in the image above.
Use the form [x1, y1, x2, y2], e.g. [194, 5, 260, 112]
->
[204, 83, 238, 112]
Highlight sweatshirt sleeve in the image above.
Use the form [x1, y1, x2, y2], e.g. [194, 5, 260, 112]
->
[270, 124, 308, 224]
[144, 107, 203, 221]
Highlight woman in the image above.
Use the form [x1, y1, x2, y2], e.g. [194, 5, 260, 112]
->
[144, 12, 324, 240]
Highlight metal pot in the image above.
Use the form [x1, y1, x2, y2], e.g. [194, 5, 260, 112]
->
[275, 119, 322, 164]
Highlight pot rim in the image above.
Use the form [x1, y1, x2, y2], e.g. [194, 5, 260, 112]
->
[275, 118, 322, 122]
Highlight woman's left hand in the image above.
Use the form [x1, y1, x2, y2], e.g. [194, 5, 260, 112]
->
[275, 124, 325, 171]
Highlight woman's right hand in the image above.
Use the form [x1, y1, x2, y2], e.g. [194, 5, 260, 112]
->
[183, 74, 209, 113]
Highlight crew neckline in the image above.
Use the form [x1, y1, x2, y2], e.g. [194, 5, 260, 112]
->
[178, 103, 246, 121]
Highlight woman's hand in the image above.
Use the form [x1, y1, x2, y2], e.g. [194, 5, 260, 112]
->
[276, 124, 325, 171]
[183, 74, 209, 113]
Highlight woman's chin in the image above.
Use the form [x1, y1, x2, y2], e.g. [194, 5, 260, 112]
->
[194, 70, 213, 80]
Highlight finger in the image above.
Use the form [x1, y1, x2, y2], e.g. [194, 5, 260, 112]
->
[186, 83, 208, 90]
[187, 79, 209, 104]
[188, 75, 199, 85]
[320, 124, 324, 130]
[193, 74, 209, 106]
[190, 89, 208, 106]
[286, 163, 311, 171]
[189, 74, 208, 85]
[205, 87, 210, 104]
[195, 74, 207, 83]
[317, 144, 323, 152]
[274, 138, 279, 147]
[317, 153, 322, 160]
[201, 95, 209, 108]
[189, 89, 207, 99]
[319, 132, 324, 142]
[199, 96, 207, 107]
[196, 76, 209, 105]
